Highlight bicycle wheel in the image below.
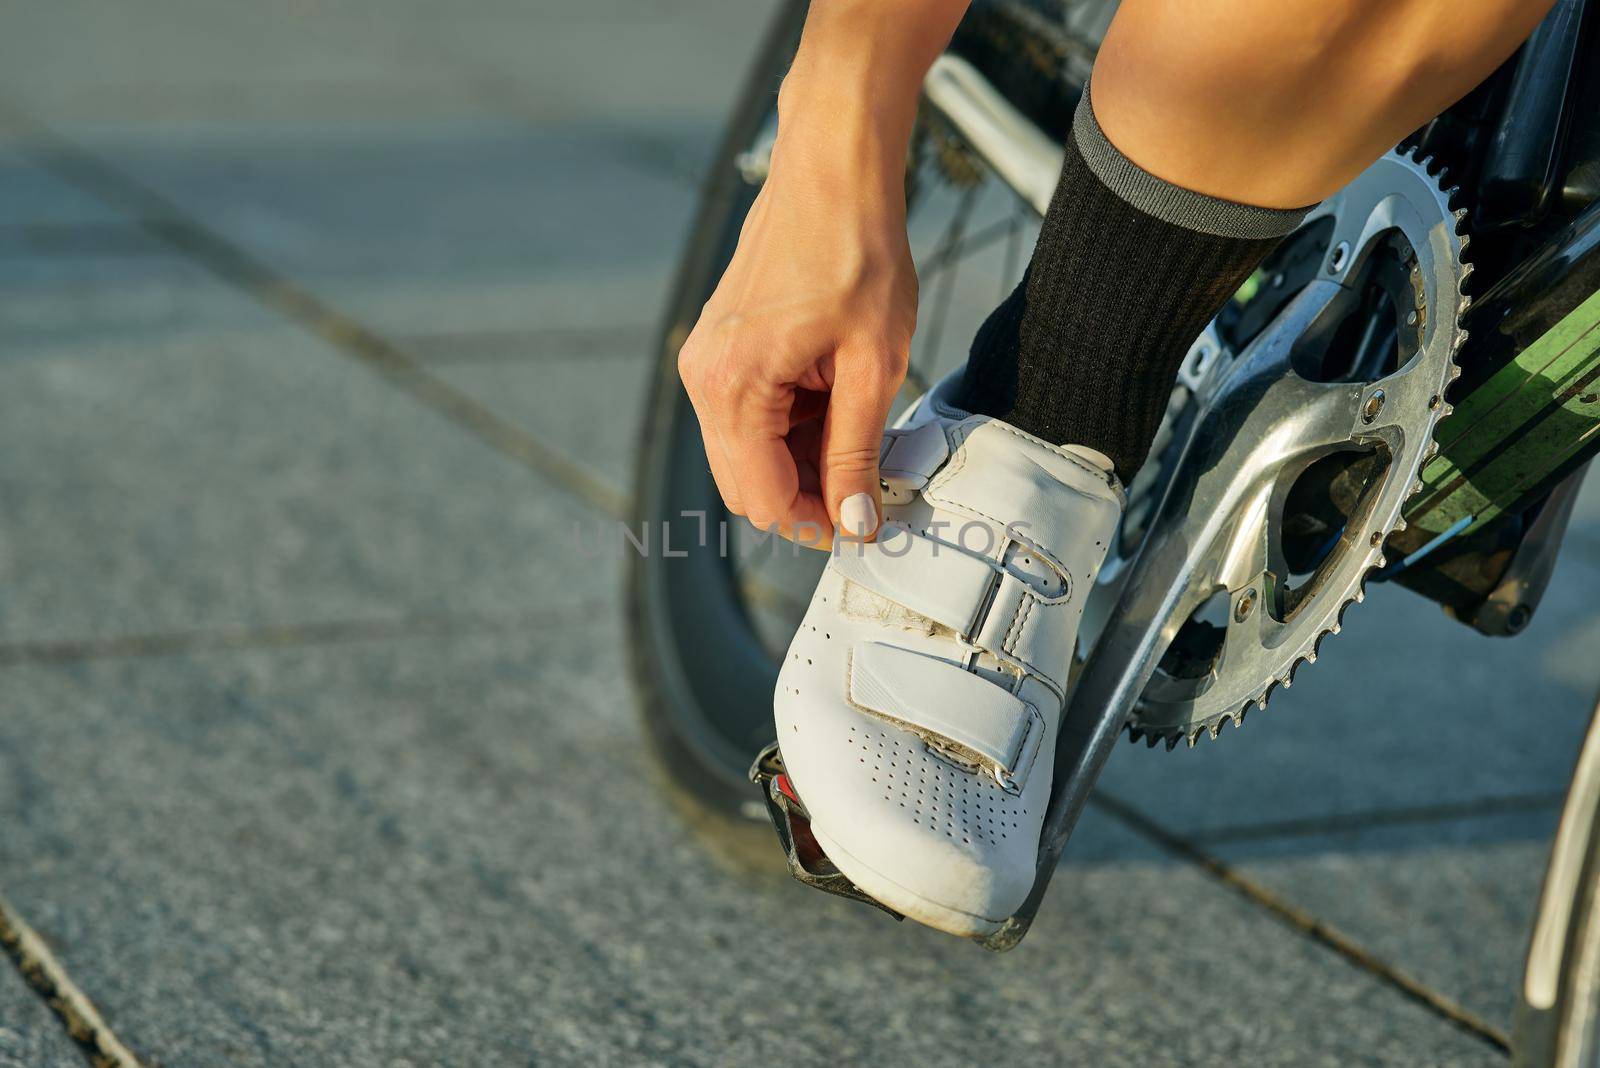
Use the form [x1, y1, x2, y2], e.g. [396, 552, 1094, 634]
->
[1516, 689, 1600, 1066]
[628, 0, 1107, 823]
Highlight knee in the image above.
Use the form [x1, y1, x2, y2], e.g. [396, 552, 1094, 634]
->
[1099, 0, 1402, 107]
[1100, 0, 1544, 115]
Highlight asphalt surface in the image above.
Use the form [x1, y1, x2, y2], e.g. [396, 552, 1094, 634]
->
[1, 3, 1598, 1065]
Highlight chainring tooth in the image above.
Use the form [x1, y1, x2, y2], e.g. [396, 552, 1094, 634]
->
[1125, 146, 1470, 750]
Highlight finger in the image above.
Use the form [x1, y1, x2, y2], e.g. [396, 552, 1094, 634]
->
[700, 423, 745, 516]
[780, 419, 835, 550]
[786, 417, 825, 499]
[730, 425, 834, 552]
[682, 376, 746, 516]
[820, 355, 901, 541]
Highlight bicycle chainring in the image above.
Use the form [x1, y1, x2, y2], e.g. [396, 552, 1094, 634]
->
[1117, 147, 1471, 748]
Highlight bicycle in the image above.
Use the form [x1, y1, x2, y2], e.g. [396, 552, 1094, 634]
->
[629, 1, 1600, 1060]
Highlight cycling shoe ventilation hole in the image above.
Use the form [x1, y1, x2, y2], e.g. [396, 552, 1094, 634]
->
[788, 615, 1026, 847]
[850, 723, 1025, 847]
[783, 624, 826, 700]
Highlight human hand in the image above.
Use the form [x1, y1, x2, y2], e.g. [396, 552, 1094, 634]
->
[677, 129, 916, 550]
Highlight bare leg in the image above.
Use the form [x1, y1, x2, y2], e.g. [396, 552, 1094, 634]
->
[1094, 0, 1556, 206]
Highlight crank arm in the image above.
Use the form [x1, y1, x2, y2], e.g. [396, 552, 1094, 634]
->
[980, 282, 1344, 951]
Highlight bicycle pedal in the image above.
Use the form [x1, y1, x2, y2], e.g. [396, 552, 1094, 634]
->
[747, 742, 904, 922]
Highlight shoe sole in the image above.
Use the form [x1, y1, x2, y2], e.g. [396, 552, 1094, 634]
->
[810, 824, 1006, 939]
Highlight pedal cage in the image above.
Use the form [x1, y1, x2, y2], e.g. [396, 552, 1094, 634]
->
[748, 742, 904, 922]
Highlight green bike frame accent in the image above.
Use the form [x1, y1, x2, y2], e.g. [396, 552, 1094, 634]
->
[1406, 285, 1600, 538]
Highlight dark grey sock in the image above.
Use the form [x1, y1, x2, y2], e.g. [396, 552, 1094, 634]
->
[958, 84, 1312, 479]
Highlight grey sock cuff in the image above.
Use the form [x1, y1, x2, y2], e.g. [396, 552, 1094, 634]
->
[1072, 83, 1313, 240]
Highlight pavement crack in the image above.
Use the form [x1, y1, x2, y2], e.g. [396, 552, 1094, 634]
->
[0, 99, 629, 521]
[0, 890, 149, 1068]
[1090, 790, 1513, 1056]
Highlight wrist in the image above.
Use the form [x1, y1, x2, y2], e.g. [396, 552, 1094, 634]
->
[779, 43, 919, 143]
[773, 68, 917, 209]
[774, 0, 965, 193]
[769, 112, 908, 214]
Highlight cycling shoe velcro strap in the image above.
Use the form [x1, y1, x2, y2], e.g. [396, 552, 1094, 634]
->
[848, 641, 1044, 787]
[830, 525, 997, 637]
[923, 421, 1120, 578]
[878, 423, 950, 504]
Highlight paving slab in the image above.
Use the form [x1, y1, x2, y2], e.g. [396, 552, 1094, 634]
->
[1213, 806, 1560, 1033]
[0, 619, 1502, 1068]
[0, 0, 778, 343]
[27, 119, 704, 340]
[0, 244, 611, 645]
[0, 1, 779, 128]
[0, 958, 79, 1068]
[0, 226, 274, 356]
[1563, 466, 1600, 566]
[426, 340, 653, 504]
[0, 145, 126, 227]
[425, 0, 787, 128]
[0, 1, 497, 125]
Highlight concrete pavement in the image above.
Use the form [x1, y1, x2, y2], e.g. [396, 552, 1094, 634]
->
[0, 3, 1596, 1064]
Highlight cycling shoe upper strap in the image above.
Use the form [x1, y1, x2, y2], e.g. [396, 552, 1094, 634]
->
[829, 525, 998, 637]
[847, 640, 1044, 788]
[878, 422, 950, 505]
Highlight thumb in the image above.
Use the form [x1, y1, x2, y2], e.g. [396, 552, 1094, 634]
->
[822, 360, 898, 541]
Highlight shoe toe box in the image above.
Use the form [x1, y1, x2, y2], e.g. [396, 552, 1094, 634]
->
[776, 679, 1041, 926]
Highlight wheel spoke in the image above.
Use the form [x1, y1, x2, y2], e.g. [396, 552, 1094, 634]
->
[917, 212, 1023, 278]
[911, 185, 980, 386]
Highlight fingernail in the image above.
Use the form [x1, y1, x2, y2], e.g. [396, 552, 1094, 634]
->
[840, 492, 878, 538]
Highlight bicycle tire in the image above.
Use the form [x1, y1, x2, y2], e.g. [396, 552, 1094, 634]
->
[627, 0, 811, 824]
[1516, 689, 1600, 1066]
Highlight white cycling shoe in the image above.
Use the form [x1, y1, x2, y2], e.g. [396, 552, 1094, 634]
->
[773, 375, 1123, 937]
